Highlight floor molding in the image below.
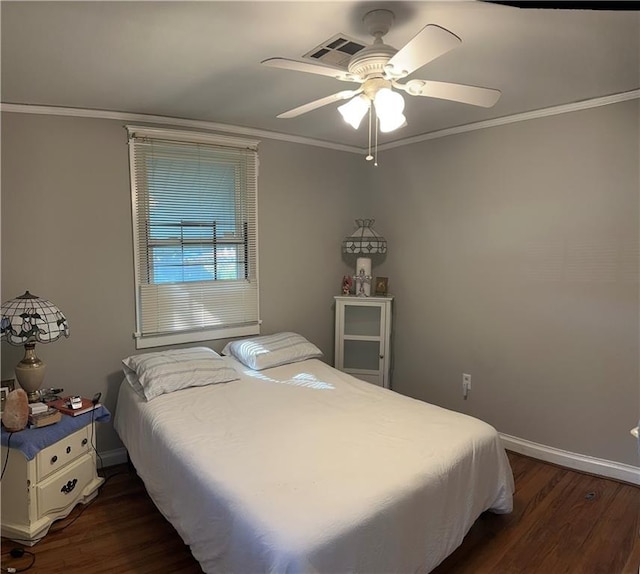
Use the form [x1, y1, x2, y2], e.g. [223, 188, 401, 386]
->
[98, 447, 128, 469]
[500, 433, 640, 486]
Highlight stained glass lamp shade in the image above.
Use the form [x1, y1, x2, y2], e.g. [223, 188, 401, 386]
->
[342, 219, 387, 255]
[342, 219, 387, 296]
[1, 291, 69, 401]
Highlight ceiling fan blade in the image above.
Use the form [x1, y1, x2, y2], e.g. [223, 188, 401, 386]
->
[261, 58, 360, 82]
[277, 89, 363, 119]
[399, 79, 501, 108]
[385, 25, 461, 78]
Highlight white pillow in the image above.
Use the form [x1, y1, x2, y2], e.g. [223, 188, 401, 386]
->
[122, 347, 239, 401]
[222, 332, 323, 371]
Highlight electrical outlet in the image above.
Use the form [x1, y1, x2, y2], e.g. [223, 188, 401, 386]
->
[462, 373, 471, 399]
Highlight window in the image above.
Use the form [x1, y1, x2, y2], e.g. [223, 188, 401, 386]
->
[127, 126, 260, 348]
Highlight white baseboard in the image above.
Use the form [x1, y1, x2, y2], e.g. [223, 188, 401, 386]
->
[500, 433, 640, 486]
[97, 447, 128, 469]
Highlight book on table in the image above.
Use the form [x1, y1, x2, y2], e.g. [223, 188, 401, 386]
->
[28, 407, 62, 428]
[48, 397, 100, 417]
[28, 402, 49, 415]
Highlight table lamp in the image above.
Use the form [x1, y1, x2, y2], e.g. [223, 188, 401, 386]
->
[1, 291, 69, 402]
[342, 219, 387, 296]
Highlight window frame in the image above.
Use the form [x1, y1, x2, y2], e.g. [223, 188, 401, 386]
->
[127, 125, 260, 349]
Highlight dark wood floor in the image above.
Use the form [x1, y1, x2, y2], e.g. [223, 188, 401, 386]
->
[2, 451, 638, 573]
[433, 452, 640, 574]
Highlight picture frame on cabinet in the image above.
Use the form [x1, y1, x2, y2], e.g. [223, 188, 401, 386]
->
[375, 277, 388, 296]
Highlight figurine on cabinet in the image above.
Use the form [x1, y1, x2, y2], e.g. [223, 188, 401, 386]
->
[355, 268, 371, 297]
[341, 275, 353, 295]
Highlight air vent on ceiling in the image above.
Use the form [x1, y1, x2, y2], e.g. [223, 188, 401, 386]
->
[303, 34, 366, 68]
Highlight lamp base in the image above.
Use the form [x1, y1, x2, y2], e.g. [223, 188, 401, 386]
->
[14, 343, 46, 403]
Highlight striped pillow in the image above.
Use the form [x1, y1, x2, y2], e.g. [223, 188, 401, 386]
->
[222, 332, 323, 371]
[122, 347, 238, 401]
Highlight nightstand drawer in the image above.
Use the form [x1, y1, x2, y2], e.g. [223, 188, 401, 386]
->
[36, 426, 91, 481]
[36, 453, 95, 517]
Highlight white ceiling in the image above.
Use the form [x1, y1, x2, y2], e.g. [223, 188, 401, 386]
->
[2, 1, 639, 149]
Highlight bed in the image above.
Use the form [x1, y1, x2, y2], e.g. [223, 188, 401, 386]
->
[114, 338, 513, 574]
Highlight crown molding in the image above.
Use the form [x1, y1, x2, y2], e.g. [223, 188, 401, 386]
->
[2, 89, 638, 155]
[378, 89, 640, 152]
[0, 103, 364, 155]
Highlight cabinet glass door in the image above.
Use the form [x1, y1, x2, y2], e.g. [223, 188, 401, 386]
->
[344, 305, 382, 337]
[343, 340, 380, 371]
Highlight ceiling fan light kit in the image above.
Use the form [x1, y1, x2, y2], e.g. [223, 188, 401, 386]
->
[262, 8, 501, 163]
[373, 88, 406, 133]
[338, 94, 370, 129]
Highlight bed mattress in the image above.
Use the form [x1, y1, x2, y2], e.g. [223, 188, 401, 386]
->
[114, 357, 513, 573]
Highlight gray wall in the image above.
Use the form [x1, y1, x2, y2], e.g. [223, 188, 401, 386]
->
[1, 113, 360, 452]
[371, 100, 639, 466]
[2, 102, 638, 468]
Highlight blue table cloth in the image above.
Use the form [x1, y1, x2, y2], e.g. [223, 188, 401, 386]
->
[1, 405, 111, 460]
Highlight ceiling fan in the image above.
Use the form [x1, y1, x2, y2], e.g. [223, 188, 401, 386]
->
[262, 9, 501, 135]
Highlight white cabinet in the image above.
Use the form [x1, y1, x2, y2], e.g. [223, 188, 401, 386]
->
[1, 424, 104, 545]
[334, 295, 393, 388]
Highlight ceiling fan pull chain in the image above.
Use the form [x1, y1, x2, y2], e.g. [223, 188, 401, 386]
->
[374, 113, 379, 167]
[366, 105, 373, 162]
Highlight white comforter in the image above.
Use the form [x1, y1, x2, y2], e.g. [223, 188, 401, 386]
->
[114, 358, 513, 574]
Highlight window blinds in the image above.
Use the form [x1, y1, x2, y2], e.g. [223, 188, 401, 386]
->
[127, 126, 260, 348]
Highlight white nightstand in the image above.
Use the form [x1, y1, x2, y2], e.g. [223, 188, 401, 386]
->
[1, 422, 104, 545]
